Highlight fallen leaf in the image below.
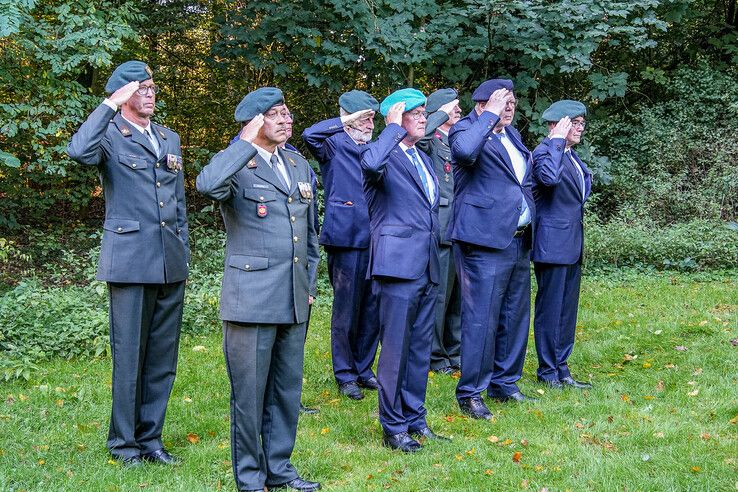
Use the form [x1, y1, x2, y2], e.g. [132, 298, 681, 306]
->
[320, 427, 330, 435]
[445, 415, 455, 422]
[642, 363, 652, 369]
[642, 454, 651, 461]
[487, 435, 500, 443]
[534, 464, 544, 471]
[691, 466, 701, 473]
[183, 396, 193, 403]
[653, 432, 664, 438]
[520, 479, 529, 489]
[700, 433, 711, 441]
[621, 394, 630, 402]
[19, 394, 28, 401]
[466, 448, 476, 456]
[520, 439, 529, 447]
[675, 345, 688, 352]
[664, 363, 676, 369]
[55, 399, 64, 407]
[699, 320, 709, 326]
[730, 414, 738, 425]
[500, 438, 514, 446]
[107, 459, 118, 465]
[692, 368, 703, 376]
[513, 451, 523, 463]
[607, 415, 614, 423]
[687, 381, 697, 385]
[656, 381, 665, 391]
[484, 469, 494, 475]
[186, 433, 200, 444]
[688, 389, 699, 397]
[654, 330, 662, 335]
[38, 459, 45, 465]
[192, 345, 207, 352]
[575, 422, 585, 429]
[536, 388, 545, 395]
[623, 354, 637, 361]
[455, 454, 463, 461]
[643, 395, 655, 400]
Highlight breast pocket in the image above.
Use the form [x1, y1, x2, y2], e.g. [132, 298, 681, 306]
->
[118, 154, 148, 170]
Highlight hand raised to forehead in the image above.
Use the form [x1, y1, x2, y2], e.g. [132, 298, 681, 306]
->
[341, 109, 374, 127]
[485, 88, 511, 117]
[108, 81, 140, 107]
[439, 99, 460, 117]
[385, 102, 405, 126]
[549, 116, 572, 139]
[239, 114, 264, 143]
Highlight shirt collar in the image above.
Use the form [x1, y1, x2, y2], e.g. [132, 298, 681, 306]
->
[121, 115, 152, 136]
[398, 141, 415, 153]
[252, 142, 280, 164]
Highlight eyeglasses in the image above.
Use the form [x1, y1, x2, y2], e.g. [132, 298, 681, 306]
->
[571, 120, 586, 129]
[135, 85, 159, 96]
[265, 110, 294, 121]
[407, 111, 428, 120]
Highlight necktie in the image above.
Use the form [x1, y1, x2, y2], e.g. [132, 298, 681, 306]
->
[567, 150, 585, 199]
[270, 154, 290, 189]
[144, 129, 160, 157]
[406, 147, 432, 203]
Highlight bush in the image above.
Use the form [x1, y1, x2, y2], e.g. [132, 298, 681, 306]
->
[584, 218, 738, 271]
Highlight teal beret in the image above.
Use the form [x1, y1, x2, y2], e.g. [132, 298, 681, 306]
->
[471, 79, 514, 102]
[339, 90, 379, 113]
[234, 87, 285, 122]
[426, 88, 458, 113]
[380, 88, 426, 117]
[541, 100, 587, 122]
[104, 60, 153, 94]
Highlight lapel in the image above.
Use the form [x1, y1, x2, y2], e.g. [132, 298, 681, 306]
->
[569, 149, 592, 200]
[488, 133, 518, 181]
[253, 153, 290, 195]
[420, 149, 439, 208]
[394, 147, 431, 205]
[114, 114, 158, 158]
[277, 147, 297, 195]
[506, 129, 532, 182]
[152, 124, 169, 160]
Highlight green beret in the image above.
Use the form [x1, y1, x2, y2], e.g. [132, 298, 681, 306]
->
[339, 90, 379, 113]
[234, 87, 284, 122]
[541, 100, 587, 122]
[379, 88, 426, 117]
[426, 88, 458, 113]
[471, 79, 514, 102]
[104, 60, 154, 94]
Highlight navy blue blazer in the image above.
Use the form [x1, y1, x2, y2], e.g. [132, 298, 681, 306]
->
[302, 117, 370, 249]
[447, 110, 535, 249]
[360, 123, 440, 284]
[531, 138, 592, 264]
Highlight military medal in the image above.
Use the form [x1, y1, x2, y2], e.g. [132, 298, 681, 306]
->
[166, 154, 182, 172]
[246, 159, 257, 169]
[298, 181, 312, 199]
[287, 156, 296, 166]
[444, 162, 451, 173]
[120, 126, 131, 136]
[257, 203, 268, 217]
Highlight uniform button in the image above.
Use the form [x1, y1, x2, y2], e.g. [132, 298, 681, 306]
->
[131, 163, 137, 168]
[156, 163, 160, 168]
[161, 221, 166, 227]
[259, 196, 265, 201]
[245, 264, 250, 270]
[290, 216, 296, 222]
[156, 182, 161, 188]
[288, 197, 293, 203]
[159, 201, 164, 208]
[293, 236, 299, 242]
[117, 227, 122, 232]
[293, 257, 299, 263]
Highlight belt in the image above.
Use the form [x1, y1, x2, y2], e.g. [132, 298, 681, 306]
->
[513, 224, 530, 238]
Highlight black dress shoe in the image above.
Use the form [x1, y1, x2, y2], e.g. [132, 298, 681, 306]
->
[382, 431, 422, 452]
[142, 448, 179, 465]
[117, 455, 143, 468]
[299, 403, 320, 414]
[491, 391, 538, 403]
[410, 426, 451, 441]
[357, 376, 379, 390]
[458, 396, 494, 420]
[269, 476, 322, 491]
[538, 378, 564, 389]
[338, 381, 364, 400]
[561, 376, 592, 389]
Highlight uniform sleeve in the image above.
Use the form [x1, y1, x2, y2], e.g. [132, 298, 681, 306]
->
[360, 123, 407, 184]
[196, 139, 258, 202]
[301, 117, 344, 164]
[449, 111, 499, 167]
[67, 103, 117, 166]
[532, 138, 567, 187]
[174, 134, 190, 260]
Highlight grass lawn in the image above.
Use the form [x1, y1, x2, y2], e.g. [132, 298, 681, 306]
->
[0, 272, 736, 491]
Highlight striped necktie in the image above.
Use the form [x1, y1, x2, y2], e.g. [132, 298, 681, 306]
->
[406, 147, 432, 202]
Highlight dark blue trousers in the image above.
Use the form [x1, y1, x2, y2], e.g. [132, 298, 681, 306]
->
[107, 281, 184, 459]
[430, 244, 462, 371]
[454, 236, 531, 400]
[533, 262, 582, 381]
[374, 273, 436, 435]
[326, 246, 379, 384]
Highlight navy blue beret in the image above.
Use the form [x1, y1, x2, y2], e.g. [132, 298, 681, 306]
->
[380, 88, 426, 117]
[339, 90, 379, 113]
[541, 100, 587, 122]
[426, 88, 458, 113]
[104, 60, 153, 94]
[234, 87, 285, 122]
[471, 79, 514, 102]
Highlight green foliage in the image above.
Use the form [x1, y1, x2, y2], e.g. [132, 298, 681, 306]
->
[585, 218, 738, 271]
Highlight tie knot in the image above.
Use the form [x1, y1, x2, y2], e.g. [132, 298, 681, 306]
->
[494, 132, 504, 140]
[270, 154, 279, 165]
[406, 147, 417, 156]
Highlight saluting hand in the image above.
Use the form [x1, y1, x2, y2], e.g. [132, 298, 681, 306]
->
[108, 81, 140, 107]
[341, 109, 374, 128]
[239, 114, 264, 143]
[439, 99, 460, 117]
[385, 102, 405, 126]
[485, 88, 511, 116]
[549, 116, 572, 139]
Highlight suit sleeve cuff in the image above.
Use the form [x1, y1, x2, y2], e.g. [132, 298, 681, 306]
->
[102, 99, 118, 112]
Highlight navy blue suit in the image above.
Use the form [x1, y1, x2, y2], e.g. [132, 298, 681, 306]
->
[448, 109, 535, 399]
[361, 123, 440, 435]
[302, 118, 379, 385]
[531, 138, 591, 381]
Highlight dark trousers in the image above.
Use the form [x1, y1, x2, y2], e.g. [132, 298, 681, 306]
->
[430, 244, 462, 370]
[454, 236, 531, 400]
[533, 262, 582, 381]
[223, 321, 306, 491]
[326, 246, 380, 384]
[374, 273, 436, 435]
[106, 281, 185, 458]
